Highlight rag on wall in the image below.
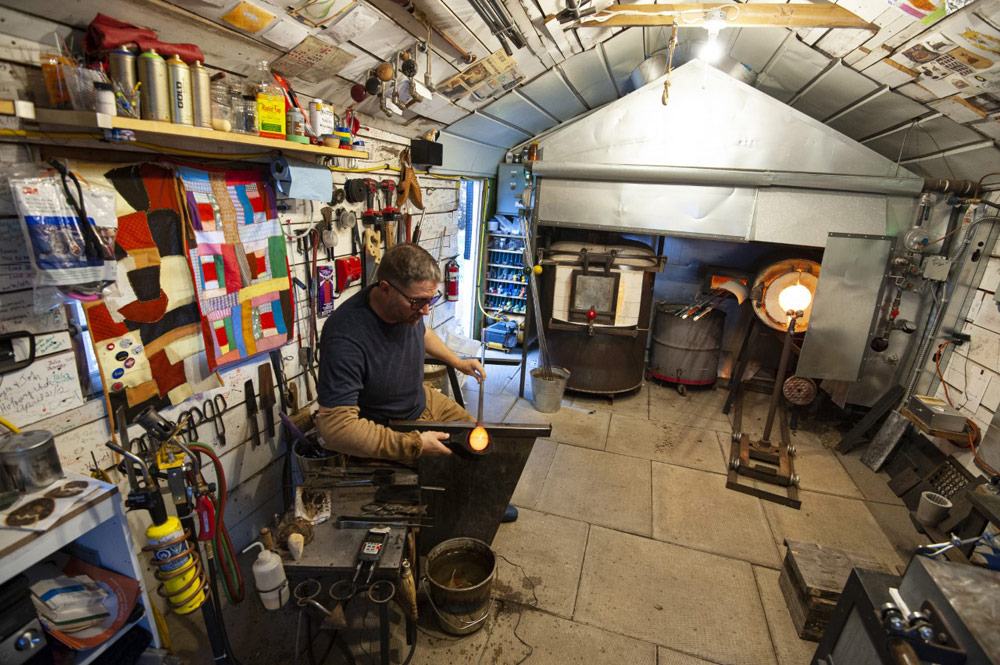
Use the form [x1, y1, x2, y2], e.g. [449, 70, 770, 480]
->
[84, 13, 204, 62]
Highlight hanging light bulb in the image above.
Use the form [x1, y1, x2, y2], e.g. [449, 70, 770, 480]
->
[697, 9, 728, 63]
[778, 272, 813, 314]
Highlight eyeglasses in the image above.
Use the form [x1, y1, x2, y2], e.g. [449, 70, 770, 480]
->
[385, 281, 442, 310]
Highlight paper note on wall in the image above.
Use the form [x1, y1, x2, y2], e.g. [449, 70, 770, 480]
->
[0, 351, 84, 428]
[220, 1, 276, 34]
[0, 290, 66, 334]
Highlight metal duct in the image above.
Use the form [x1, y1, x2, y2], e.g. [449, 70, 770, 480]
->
[630, 50, 755, 90]
[528, 161, 926, 196]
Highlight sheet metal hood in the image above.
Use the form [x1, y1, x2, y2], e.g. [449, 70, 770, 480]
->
[532, 59, 922, 246]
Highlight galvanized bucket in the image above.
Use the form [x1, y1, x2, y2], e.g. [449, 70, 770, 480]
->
[530, 366, 570, 413]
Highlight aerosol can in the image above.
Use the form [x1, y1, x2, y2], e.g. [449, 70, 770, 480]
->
[138, 48, 169, 121]
[243, 541, 289, 610]
[167, 54, 193, 126]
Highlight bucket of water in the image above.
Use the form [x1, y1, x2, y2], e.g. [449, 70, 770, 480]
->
[424, 537, 496, 635]
[530, 366, 570, 413]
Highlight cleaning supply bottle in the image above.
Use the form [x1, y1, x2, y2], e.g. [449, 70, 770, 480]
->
[252, 60, 285, 139]
[242, 541, 289, 610]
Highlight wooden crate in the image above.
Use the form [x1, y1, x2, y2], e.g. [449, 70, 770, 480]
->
[778, 539, 891, 641]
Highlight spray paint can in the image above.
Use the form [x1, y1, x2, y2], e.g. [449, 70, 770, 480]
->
[167, 54, 193, 126]
[138, 49, 169, 121]
[190, 61, 212, 128]
[108, 47, 137, 93]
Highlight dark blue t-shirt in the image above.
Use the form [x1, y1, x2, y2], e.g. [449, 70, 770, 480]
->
[318, 286, 426, 423]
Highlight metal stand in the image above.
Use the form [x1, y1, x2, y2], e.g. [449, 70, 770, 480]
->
[725, 313, 802, 509]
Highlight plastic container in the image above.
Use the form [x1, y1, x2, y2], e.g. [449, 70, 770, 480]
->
[40, 53, 72, 108]
[530, 366, 570, 413]
[94, 81, 115, 115]
[236, 95, 258, 135]
[286, 107, 308, 143]
[0, 430, 63, 492]
[243, 542, 289, 610]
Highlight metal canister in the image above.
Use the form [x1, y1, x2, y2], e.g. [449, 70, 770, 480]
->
[138, 48, 169, 121]
[190, 60, 212, 128]
[108, 47, 137, 93]
[167, 54, 193, 126]
[0, 430, 63, 492]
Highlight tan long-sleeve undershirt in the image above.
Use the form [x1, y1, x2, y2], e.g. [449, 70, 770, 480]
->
[316, 404, 423, 463]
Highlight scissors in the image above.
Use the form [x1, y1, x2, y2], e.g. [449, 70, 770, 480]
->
[202, 394, 228, 447]
[179, 406, 205, 443]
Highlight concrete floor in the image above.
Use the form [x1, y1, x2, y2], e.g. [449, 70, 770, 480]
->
[167, 359, 929, 665]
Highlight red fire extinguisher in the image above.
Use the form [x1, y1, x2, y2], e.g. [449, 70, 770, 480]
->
[445, 259, 459, 302]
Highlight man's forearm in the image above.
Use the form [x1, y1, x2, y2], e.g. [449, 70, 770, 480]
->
[424, 327, 462, 368]
[316, 405, 423, 462]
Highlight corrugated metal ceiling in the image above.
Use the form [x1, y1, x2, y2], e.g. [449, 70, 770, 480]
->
[3, 0, 996, 179]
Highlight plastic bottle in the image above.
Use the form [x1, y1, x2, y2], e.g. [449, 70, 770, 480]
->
[251, 60, 285, 139]
[242, 541, 289, 610]
[94, 81, 115, 115]
[40, 53, 72, 109]
[286, 107, 308, 143]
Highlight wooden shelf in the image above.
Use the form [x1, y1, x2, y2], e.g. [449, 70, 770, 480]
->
[32, 109, 369, 161]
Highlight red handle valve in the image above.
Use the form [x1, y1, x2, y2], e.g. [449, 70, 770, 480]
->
[586, 308, 597, 321]
[195, 495, 216, 541]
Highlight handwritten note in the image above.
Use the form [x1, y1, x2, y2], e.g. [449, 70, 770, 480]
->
[12, 331, 72, 360]
[0, 263, 33, 293]
[0, 217, 29, 265]
[0, 351, 84, 428]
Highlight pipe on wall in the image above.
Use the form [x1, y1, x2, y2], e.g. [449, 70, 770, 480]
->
[528, 161, 929, 197]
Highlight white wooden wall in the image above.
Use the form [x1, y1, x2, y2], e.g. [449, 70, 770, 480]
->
[933, 193, 1000, 473]
[0, 15, 464, 615]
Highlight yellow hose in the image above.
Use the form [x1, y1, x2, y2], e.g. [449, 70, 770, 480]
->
[0, 417, 21, 434]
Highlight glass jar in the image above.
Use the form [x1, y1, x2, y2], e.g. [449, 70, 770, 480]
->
[233, 95, 258, 135]
[210, 82, 233, 132]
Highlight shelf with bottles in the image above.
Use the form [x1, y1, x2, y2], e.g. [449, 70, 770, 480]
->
[486, 266, 527, 285]
[485, 283, 526, 299]
[487, 233, 525, 239]
[485, 235, 525, 253]
[485, 253, 523, 268]
[485, 295, 526, 314]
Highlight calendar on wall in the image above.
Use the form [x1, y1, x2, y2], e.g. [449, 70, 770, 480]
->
[272, 36, 356, 85]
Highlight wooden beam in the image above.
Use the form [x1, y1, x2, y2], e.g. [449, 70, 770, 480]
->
[577, 3, 875, 29]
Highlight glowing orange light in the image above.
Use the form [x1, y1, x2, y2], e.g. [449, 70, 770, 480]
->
[469, 426, 490, 452]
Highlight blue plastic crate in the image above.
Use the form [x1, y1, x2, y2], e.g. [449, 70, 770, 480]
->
[483, 320, 518, 350]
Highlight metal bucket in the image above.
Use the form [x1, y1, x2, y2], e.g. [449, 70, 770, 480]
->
[425, 538, 496, 635]
[530, 366, 570, 413]
[649, 303, 725, 386]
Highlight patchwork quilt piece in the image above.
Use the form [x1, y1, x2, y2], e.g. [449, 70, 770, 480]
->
[82, 163, 220, 431]
[174, 165, 294, 371]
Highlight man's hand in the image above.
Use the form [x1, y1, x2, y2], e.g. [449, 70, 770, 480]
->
[419, 431, 453, 456]
[454, 358, 486, 384]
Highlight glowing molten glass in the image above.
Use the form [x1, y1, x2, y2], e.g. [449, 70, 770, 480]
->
[778, 283, 812, 313]
[469, 426, 489, 452]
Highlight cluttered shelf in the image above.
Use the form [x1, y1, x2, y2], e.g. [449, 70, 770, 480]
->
[487, 233, 524, 239]
[25, 109, 370, 161]
[0, 474, 118, 583]
[486, 278, 527, 285]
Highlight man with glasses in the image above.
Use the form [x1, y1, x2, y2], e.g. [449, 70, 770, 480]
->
[316, 243, 486, 462]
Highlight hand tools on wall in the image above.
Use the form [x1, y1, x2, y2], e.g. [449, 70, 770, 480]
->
[258, 364, 276, 439]
[245, 380, 261, 448]
[202, 394, 227, 447]
[379, 180, 401, 222]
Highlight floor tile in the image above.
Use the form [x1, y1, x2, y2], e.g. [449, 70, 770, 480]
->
[510, 438, 558, 509]
[837, 449, 905, 505]
[753, 566, 819, 665]
[761, 490, 904, 571]
[787, 431, 863, 500]
[607, 414, 728, 474]
[649, 384, 731, 426]
[865, 501, 929, 562]
[535, 445, 652, 536]
[484, 605, 657, 665]
[571, 384, 650, 420]
[657, 647, 720, 664]
[575, 526, 776, 665]
[460, 388, 517, 423]
[491, 509, 589, 618]
[506, 399, 611, 450]
[652, 463, 781, 568]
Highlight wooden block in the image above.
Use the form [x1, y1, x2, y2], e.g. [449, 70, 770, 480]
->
[784, 539, 889, 600]
[779, 562, 835, 641]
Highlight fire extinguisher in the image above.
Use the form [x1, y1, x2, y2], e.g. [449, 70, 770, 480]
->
[445, 259, 459, 302]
